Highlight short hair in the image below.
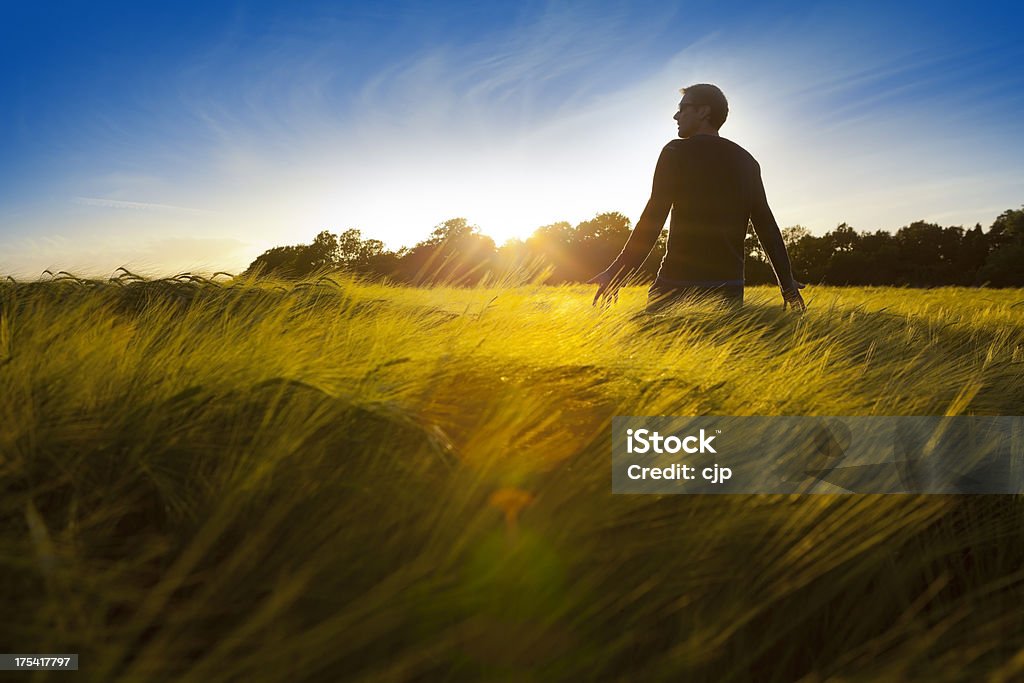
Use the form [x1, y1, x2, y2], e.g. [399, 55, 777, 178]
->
[679, 83, 728, 129]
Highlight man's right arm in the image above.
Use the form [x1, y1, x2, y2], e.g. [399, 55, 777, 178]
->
[589, 193, 671, 306]
[599, 144, 677, 282]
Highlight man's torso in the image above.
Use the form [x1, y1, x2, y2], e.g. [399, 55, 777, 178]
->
[655, 136, 759, 285]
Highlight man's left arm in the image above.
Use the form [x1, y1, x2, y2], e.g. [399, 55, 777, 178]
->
[750, 162, 805, 310]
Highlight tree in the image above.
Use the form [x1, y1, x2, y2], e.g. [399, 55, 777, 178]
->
[336, 228, 388, 273]
[394, 218, 497, 285]
[781, 225, 811, 249]
[569, 212, 635, 282]
[308, 230, 340, 270]
[525, 221, 575, 283]
[244, 245, 308, 279]
[243, 231, 339, 279]
[895, 221, 938, 285]
[787, 231, 832, 284]
[830, 223, 859, 253]
[978, 243, 1024, 287]
[244, 228, 397, 279]
[959, 224, 989, 285]
[573, 212, 631, 244]
[425, 217, 478, 245]
[241, 204, 1024, 287]
[856, 230, 901, 285]
[979, 207, 1024, 286]
[987, 207, 1024, 248]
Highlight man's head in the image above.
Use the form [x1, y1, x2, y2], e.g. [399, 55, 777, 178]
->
[674, 83, 728, 138]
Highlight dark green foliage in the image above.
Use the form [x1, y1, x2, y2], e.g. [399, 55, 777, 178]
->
[751, 208, 1024, 288]
[243, 206, 1024, 287]
[392, 218, 498, 285]
[243, 231, 342, 279]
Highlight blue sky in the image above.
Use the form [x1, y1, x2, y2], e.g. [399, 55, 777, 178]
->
[1, 0, 1022, 277]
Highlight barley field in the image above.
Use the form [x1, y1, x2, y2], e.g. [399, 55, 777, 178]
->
[2, 271, 1023, 681]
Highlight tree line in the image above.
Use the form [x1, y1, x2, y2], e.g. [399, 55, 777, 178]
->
[244, 206, 1024, 287]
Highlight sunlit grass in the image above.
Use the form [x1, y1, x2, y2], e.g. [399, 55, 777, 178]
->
[1, 271, 1023, 681]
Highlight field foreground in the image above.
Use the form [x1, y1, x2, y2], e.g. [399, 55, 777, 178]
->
[2, 273, 1024, 681]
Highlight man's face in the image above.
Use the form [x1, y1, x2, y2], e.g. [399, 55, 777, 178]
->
[673, 97, 708, 138]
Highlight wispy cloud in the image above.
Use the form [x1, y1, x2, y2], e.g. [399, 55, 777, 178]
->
[74, 197, 214, 214]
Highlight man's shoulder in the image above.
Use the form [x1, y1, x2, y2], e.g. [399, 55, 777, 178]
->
[664, 136, 758, 165]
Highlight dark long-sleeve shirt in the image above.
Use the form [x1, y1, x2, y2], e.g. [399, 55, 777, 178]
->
[606, 135, 796, 289]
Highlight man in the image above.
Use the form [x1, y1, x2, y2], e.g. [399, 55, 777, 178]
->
[589, 83, 806, 312]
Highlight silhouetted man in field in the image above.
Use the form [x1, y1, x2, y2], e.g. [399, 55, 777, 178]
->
[590, 83, 806, 312]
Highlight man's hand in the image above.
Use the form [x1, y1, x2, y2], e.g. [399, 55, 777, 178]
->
[781, 280, 807, 312]
[588, 270, 620, 307]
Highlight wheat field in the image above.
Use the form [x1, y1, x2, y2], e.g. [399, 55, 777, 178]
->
[2, 271, 1023, 681]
